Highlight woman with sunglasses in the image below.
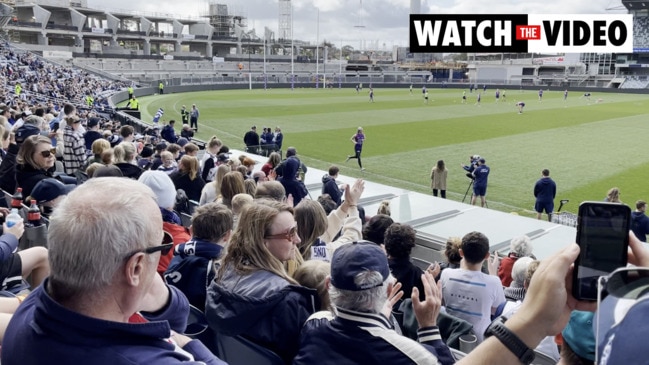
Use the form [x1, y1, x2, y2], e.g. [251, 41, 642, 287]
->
[16, 135, 57, 198]
[206, 199, 318, 364]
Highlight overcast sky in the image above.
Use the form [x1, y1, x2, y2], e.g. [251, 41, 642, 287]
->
[87, 0, 627, 51]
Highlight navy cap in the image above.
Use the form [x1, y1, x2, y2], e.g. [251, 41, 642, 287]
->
[140, 145, 154, 158]
[15, 125, 40, 145]
[31, 178, 74, 204]
[330, 241, 390, 291]
[216, 153, 229, 163]
[87, 117, 100, 128]
[155, 142, 168, 151]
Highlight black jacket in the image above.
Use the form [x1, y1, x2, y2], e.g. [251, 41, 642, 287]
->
[321, 174, 342, 206]
[0, 143, 19, 193]
[15, 162, 55, 198]
[243, 131, 259, 147]
[170, 171, 205, 202]
[115, 162, 143, 180]
[388, 257, 425, 302]
[277, 157, 308, 206]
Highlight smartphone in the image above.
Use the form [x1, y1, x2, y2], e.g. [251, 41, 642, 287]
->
[573, 201, 631, 301]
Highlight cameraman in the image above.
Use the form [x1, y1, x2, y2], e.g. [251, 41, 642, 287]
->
[471, 158, 490, 207]
[460, 155, 480, 178]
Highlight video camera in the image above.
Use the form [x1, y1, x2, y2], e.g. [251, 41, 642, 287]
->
[462, 154, 481, 179]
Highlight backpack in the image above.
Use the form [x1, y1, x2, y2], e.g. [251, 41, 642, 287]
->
[175, 189, 190, 215]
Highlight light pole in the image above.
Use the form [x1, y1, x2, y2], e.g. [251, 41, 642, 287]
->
[247, 36, 252, 90]
[241, 34, 252, 90]
[315, 7, 319, 89]
[290, 0, 294, 91]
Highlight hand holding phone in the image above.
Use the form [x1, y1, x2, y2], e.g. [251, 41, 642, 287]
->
[572, 201, 631, 301]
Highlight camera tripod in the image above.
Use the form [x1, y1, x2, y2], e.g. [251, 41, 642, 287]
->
[462, 177, 488, 208]
[462, 179, 473, 203]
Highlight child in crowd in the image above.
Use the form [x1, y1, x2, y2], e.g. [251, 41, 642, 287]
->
[157, 151, 177, 175]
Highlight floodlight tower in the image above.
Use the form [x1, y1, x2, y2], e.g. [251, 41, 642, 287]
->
[279, 0, 291, 40]
[354, 0, 365, 28]
[410, 0, 421, 14]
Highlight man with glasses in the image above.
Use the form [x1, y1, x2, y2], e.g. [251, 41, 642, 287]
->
[2, 177, 226, 364]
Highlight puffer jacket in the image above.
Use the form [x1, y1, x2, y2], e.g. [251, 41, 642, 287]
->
[205, 267, 318, 364]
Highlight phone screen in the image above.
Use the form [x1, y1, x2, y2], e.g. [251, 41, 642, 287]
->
[573, 202, 631, 301]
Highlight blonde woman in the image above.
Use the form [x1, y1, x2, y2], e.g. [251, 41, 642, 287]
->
[216, 171, 245, 209]
[605, 187, 622, 203]
[83, 138, 110, 170]
[170, 155, 205, 202]
[199, 136, 223, 182]
[377, 200, 391, 216]
[113, 142, 142, 179]
[199, 164, 230, 205]
[431, 159, 448, 198]
[205, 199, 318, 363]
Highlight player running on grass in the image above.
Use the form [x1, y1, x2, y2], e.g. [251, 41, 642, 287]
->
[345, 127, 365, 171]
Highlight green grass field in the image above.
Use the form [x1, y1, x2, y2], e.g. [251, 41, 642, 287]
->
[131, 87, 649, 217]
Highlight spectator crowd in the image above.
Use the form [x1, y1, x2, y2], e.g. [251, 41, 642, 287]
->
[0, 42, 647, 365]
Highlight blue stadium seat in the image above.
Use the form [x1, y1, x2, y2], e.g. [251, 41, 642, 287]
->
[216, 335, 284, 365]
[185, 304, 209, 337]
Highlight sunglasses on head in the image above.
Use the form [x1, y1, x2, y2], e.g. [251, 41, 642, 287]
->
[603, 267, 649, 300]
[265, 226, 298, 241]
[40, 148, 57, 158]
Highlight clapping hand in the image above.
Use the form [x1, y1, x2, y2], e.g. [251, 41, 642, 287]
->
[412, 272, 442, 328]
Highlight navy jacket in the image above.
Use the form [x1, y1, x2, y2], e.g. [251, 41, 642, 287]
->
[294, 308, 455, 365]
[205, 267, 318, 364]
[165, 239, 223, 310]
[273, 132, 283, 150]
[2, 280, 225, 365]
[534, 177, 556, 203]
[83, 130, 103, 152]
[277, 157, 308, 206]
[0, 233, 18, 263]
[321, 174, 342, 207]
[161, 125, 178, 143]
[472, 164, 490, 187]
[631, 211, 649, 242]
